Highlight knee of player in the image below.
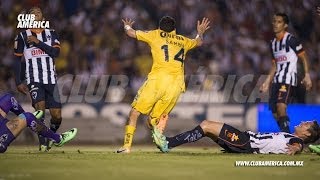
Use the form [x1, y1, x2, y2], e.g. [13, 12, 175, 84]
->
[7, 116, 27, 132]
[51, 112, 62, 120]
[34, 103, 45, 111]
[276, 103, 286, 109]
[276, 103, 287, 114]
[200, 120, 211, 133]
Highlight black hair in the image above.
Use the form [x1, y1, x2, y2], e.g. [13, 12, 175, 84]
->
[275, 12, 289, 25]
[159, 16, 175, 32]
[28, 7, 41, 14]
[304, 121, 320, 144]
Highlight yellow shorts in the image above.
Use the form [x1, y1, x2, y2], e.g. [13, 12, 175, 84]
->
[131, 76, 182, 121]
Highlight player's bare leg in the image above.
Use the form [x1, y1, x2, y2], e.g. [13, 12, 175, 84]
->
[117, 108, 140, 153]
[156, 114, 169, 133]
[34, 101, 47, 151]
[147, 114, 169, 133]
[276, 103, 290, 133]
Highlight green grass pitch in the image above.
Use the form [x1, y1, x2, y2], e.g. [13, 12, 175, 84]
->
[0, 146, 319, 180]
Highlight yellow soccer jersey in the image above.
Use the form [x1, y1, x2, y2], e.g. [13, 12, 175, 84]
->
[136, 29, 197, 80]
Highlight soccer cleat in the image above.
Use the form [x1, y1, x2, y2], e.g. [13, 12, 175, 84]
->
[39, 144, 47, 152]
[45, 140, 54, 152]
[32, 110, 44, 119]
[309, 144, 320, 155]
[151, 127, 169, 153]
[38, 136, 47, 152]
[54, 128, 78, 147]
[116, 147, 131, 153]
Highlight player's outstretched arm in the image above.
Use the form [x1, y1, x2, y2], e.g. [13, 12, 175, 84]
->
[195, 17, 210, 46]
[122, 18, 136, 38]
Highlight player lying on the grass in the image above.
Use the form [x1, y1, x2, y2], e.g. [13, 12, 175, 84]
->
[0, 93, 77, 153]
[152, 119, 319, 155]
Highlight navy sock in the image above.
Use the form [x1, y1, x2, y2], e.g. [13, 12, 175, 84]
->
[50, 118, 61, 133]
[0, 93, 25, 115]
[167, 125, 205, 149]
[19, 112, 61, 143]
[277, 116, 290, 133]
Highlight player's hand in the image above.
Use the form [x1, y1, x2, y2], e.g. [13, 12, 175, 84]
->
[317, 7, 320, 16]
[301, 73, 312, 91]
[27, 36, 40, 44]
[17, 84, 29, 95]
[259, 81, 270, 93]
[122, 18, 135, 29]
[197, 17, 210, 35]
[286, 143, 302, 155]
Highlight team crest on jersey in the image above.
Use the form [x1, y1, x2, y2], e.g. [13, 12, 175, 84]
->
[46, 35, 51, 41]
[32, 91, 38, 99]
[279, 85, 287, 92]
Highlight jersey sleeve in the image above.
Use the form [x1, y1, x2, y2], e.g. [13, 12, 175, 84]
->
[136, 30, 156, 44]
[288, 36, 304, 55]
[269, 41, 275, 60]
[51, 30, 61, 48]
[14, 33, 24, 56]
[184, 37, 197, 51]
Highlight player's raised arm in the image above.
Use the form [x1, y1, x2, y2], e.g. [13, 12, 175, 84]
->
[122, 18, 136, 38]
[195, 17, 211, 47]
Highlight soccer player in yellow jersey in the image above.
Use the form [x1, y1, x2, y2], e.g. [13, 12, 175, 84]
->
[117, 16, 210, 153]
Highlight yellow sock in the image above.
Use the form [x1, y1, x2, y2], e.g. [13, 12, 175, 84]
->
[123, 125, 136, 148]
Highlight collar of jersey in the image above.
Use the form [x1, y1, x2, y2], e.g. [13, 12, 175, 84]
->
[276, 31, 287, 41]
[159, 29, 177, 35]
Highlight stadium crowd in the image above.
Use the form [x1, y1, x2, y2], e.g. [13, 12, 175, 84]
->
[0, 0, 319, 103]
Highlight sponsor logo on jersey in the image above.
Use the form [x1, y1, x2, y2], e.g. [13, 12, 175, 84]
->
[225, 130, 239, 142]
[32, 91, 38, 99]
[31, 48, 46, 56]
[275, 55, 287, 62]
